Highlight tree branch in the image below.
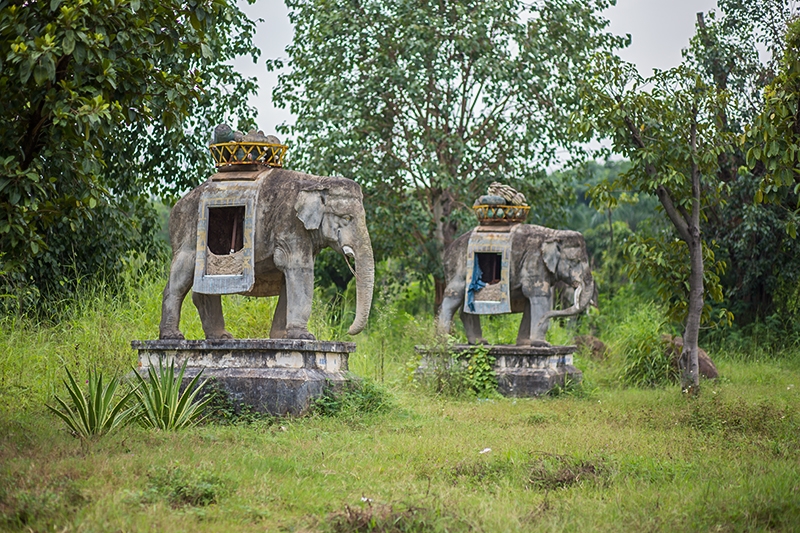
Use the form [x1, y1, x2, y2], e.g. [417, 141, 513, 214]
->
[622, 110, 692, 242]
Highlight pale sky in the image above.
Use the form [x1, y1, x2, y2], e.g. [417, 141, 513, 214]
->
[232, 0, 720, 135]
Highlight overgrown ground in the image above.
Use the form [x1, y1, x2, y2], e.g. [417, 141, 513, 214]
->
[1, 267, 799, 532]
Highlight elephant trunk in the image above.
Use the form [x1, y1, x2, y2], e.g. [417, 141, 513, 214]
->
[537, 277, 595, 329]
[346, 227, 375, 336]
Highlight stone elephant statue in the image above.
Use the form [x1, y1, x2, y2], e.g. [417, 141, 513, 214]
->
[438, 225, 595, 346]
[159, 169, 374, 340]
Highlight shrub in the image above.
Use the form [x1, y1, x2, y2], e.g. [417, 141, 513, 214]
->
[311, 378, 393, 418]
[46, 367, 137, 439]
[132, 359, 210, 430]
[610, 302, 678, 387]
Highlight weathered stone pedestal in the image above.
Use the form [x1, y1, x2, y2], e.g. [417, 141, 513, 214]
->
[131, 339, 355, 416]
[416, 344, 581, 397]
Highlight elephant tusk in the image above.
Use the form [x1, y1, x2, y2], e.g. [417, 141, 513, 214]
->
[341, 246, 358, 280]
[573, 285, 582, 307]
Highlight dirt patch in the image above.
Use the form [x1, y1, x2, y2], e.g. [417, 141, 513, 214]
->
[527, 453, 610, 491]
[326, 501, 471, 533]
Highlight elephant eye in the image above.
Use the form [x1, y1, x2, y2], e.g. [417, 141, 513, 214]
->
[342, 215, 353, 222]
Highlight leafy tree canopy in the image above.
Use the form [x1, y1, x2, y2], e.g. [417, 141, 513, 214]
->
[271, 0, 626, 301]
[0, 0, 259, 306]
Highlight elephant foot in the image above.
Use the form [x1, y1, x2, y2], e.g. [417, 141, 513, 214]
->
[285, 327, 316, 341]
[205, 330, 234, 340]
[517, 339, 551, 347]
[517, 339, 552, 348]
[468, 337, 489, 346]
[159, 330, 185, 340]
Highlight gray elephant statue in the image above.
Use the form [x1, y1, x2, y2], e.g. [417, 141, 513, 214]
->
[159, 169, 374, 340]
[438, 225, 595, 346]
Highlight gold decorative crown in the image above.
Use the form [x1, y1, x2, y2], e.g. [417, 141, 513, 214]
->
[473, 204, 530, 224]
[209, 142, 288, 168]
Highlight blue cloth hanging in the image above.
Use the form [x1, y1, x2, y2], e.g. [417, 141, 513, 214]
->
[466, 255, 486, 312]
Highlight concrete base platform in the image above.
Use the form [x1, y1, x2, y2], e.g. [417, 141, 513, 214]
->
[131, 339, 356, 416]
[417, 344, 581, 397]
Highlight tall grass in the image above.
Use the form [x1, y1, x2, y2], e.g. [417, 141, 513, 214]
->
[3, 260, 800, 531]
[0, 260, 277, 412]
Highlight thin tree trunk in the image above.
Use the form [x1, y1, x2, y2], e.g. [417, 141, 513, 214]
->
[682, 228, 703, 393]
[431, 188, 457, 309]
[681, 109, 703, 394]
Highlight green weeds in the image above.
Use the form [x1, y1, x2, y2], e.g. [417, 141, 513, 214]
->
[143, 464, 231, 508]
[527, 452, 612, 491]
[201, 379, 272, 426]
[132, 360, 210, 430]
[311, 378, 393, 418]
[414, 341, 499, 399]
[0, 474, 87, 530]
[46, 367, 137, 439]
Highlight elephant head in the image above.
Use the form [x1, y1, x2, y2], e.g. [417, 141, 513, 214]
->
[295, 181, 375, 335]
[538, 234, 595, 327]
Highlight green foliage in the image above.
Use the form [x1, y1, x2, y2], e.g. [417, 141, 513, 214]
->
[0, 0, 259, 306]
[274, 0, 625, 285]
[463, 345, 497, 398]
[415, 339, 498, 399]
[682, 394, 799, 441]
[744, 18, 800, 209]
[46, 366, 136, 439]
[1, 283, 800, 533]
[132, 360, 210, 430]
[144, 464, 231, 508]
[625, 232, 732, 327]
[609, 301, 678, 387]
[311, 378, 394, 418]
[547, 374, 596, 399]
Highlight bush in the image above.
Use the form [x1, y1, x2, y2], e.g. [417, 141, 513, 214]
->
[46, 367, 137, 439]
[609, 301, 678, 387]
[132, 359, 210, 430]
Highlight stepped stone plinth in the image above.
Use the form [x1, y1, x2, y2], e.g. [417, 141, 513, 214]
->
[416, 344, 581, 397]
[131, 339, 355, 416]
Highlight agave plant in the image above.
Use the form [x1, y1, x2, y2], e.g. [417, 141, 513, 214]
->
[47, 367, 137, 439]
[132, 359, 210, 430]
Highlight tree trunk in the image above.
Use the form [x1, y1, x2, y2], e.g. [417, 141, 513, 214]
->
[681, 109, 703, 394]
[681, 227, 703, 393]
[431, 188, 458, 309]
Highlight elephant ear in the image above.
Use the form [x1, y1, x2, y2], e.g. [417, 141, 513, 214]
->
[295, 188, 327, 230]
[542, 240, 560, 274]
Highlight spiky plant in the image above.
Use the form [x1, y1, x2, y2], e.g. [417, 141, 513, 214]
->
[132, 359, 209, 430]
[47, 367, 137, 439]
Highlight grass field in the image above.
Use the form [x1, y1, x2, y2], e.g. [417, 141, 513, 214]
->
[1, 270, 799, 532]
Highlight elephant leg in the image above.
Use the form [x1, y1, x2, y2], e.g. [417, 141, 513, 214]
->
[528, 295, 552, 345]
[437, 276, 466, 335]
[192, 292, 233, 339]
[159, 250, 194, 340]
[459, 310, 487, 345]
[269, 281, 288, 339]
[282, 267, 316, 340]
[516, 301, 531, 346]
[516, 296, 551, 346]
